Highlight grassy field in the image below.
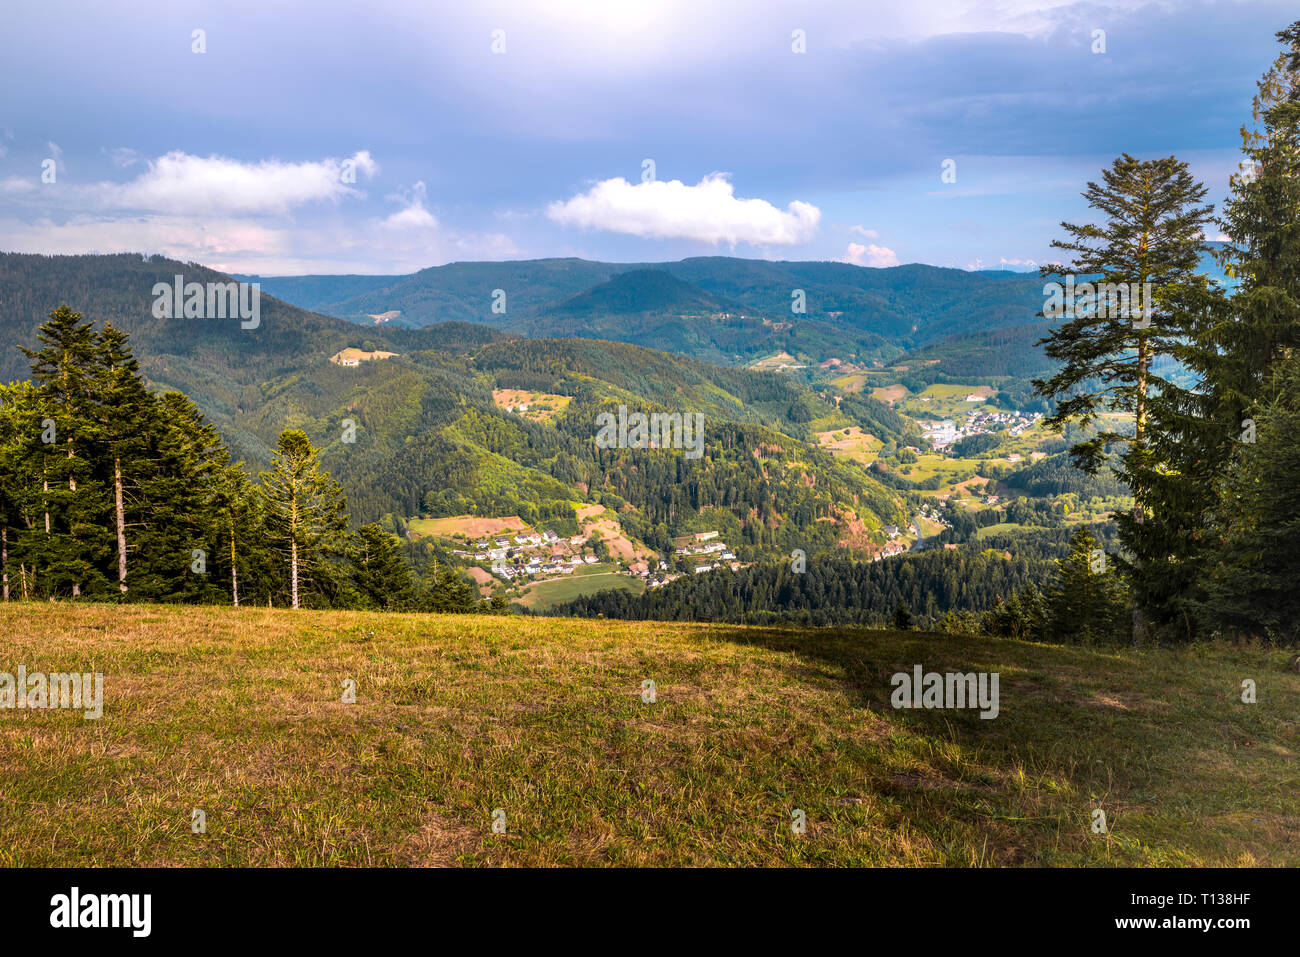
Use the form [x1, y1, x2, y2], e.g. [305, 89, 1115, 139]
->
[1, 603, 1296, 867]
[513, 564, 645, 611]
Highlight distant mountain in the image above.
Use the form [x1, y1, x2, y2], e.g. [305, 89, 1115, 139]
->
[251, 258, 624, 328]
[506, 268, 891, 366]
[246, 256, 1051, 368]
[231, 272, 403, 316]
[542, 269, 738, 318]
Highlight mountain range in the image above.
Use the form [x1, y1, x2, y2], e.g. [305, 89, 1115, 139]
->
[239, 256, 1051, 367]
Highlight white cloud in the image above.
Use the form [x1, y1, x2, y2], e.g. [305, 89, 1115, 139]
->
[381, 180, 437, 230]
[108, 150, 377, 214]
[850, 225, 879, 239]
[547, 173, 820, 246]
[842, 242, 898, 267]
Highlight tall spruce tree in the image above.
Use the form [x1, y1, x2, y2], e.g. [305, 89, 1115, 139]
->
[260, 430, 348, 609]
[1183, 21, 1300, 638]
[0, 383, 43, 600]
[20, 305, 113, 598]
[132, 392, 230, 602]
[93, 324, 158, 595]
[1033, 156, 1216, 643]
[212, 461, 267, 607]
[1200, 355, 1300, 640]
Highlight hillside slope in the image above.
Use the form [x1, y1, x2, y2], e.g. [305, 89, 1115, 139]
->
[2, 603, 1295, 866]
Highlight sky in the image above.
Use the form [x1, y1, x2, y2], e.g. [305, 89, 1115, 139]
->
[0, 0, 1293, 275]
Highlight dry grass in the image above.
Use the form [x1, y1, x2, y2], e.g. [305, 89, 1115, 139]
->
[0, 603, 1296, 867]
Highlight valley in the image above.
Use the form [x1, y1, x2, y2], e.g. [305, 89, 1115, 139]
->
[0, 250, 1122, 625]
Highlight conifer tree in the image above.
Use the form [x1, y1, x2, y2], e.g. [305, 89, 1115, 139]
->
[131, 392, 229, 602]
[0, 383, 42, 600]
[212, 462, 264, 607]
[1033, 157, 1216, 642]
[260, 430, 348, 609]
[20, 305, 113, 598]
[93, 324, 157, 595]
[349, 523, 417, 610]
[1199, 355, 1300, 641]
[1175, 21, 1300, 638]
[1043, 529, 1128, 644]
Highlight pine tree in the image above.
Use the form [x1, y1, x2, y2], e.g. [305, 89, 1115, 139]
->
[892, 600, 913, 630]
[420, 559, 477, 613]
[349, 523, 417, 610]
[1209, 24, 1300, 418]
[211, 462, 265, 607]
[0, 383, 43, 600]
[1043, 529, 1128, 644]
[1199, 355, 1300, 641]
[20, 305, 113, 598]
[1033, 156, 1216, 642]
[260, 430, 348, 609]
[130, 393, 230, 602]
[1183, 21, 1300, 639]
[93, 324, 158, 596]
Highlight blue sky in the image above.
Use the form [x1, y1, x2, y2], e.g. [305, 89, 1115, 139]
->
[0, 0, 1292, 275]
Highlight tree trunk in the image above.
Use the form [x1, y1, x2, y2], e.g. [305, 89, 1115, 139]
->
[2, 525, 8, 601]
[230, 525, 239, 607]
[290, 537, 299, 611]
[68, 441, 78, 597]
[290, 492, 300, 609]
[114, 456, 127, 593]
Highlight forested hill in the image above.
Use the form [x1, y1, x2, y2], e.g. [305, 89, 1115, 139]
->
[0, 252, 515, 447]
[0, 252, 913, 559]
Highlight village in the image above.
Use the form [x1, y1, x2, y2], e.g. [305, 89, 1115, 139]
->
[444, 526, 744, 591]
[919, 407, 1043, 450]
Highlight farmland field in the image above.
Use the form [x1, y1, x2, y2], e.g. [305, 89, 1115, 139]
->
[513, 564, 645, 610]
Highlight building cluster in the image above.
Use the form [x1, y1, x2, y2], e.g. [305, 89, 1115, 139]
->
[920, 409, 1043, 450]
[670, 530, 741, 576]
[450, 530, 599, 583]
[674, 530, 737, 572]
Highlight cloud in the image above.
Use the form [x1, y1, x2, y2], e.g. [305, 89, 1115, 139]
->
[547, 173, 820, 246]
[381, 180, 437, 230]
[108, 150, 378, 214]
[104, 146, 142, 169]
[849, 225, 879, 239]
[841, 242, 899, 267]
